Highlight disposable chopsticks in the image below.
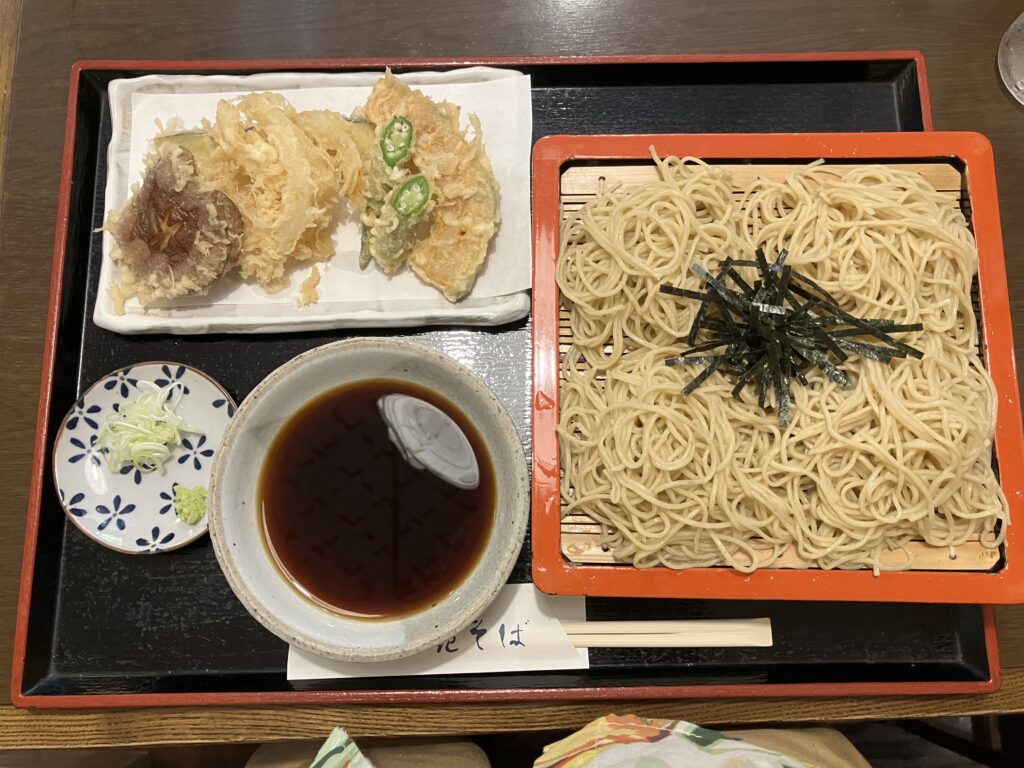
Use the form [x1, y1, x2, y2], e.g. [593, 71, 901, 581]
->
[561, 618, 772, 648]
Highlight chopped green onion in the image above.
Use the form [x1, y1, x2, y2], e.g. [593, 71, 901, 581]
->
[98, 380, 203, 473]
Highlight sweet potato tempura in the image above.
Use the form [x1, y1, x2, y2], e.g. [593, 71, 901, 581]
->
[363, 72, 500, 302]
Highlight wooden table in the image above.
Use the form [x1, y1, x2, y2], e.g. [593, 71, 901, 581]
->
[3, 0, 1024, 750]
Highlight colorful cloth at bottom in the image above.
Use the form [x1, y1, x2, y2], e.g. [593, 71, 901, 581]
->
[534, 715, 817, 768]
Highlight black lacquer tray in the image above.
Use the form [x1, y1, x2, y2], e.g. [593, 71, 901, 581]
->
[13, 52, 998, 708]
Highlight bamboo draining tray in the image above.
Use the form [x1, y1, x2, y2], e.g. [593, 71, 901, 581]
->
[557, 160, 996, 573]
[530, 133, 1024, 602]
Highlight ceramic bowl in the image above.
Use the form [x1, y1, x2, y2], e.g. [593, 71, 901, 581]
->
[52, 362, 236, 554]
[209, 339, 529, 662]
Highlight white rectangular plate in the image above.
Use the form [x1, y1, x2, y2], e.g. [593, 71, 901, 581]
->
[95, 67, 533, 335]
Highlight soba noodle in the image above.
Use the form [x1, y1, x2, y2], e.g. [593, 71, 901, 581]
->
[557, 156, 1007, 572]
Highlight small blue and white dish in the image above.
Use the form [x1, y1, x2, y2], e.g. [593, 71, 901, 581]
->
[53, 362, 236, 554]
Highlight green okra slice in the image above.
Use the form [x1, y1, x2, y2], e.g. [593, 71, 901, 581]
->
[370, 175, 431, 271]
[359, 117, 417, 270]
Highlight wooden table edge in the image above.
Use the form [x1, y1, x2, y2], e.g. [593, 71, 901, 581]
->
[2, 668, 1024, 748]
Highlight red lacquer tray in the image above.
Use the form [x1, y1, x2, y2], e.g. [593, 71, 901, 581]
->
[12, 52, 1002, 708]
[532, 131, 1024, 604]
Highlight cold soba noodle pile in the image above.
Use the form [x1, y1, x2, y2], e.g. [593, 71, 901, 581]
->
[557, 156, 1007, 573]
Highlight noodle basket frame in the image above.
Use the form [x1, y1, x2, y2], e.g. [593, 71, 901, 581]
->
[531, 132, 1024, 603]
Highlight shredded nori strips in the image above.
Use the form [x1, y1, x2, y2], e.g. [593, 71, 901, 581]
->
[660, 249, 924, 427]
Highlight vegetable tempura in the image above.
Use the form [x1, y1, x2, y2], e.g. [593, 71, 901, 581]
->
[108, 72, 502, 311]
[106, 145, 244, 313]
[364, 72, 500, 302]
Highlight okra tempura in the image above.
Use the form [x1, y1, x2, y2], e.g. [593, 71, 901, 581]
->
[363, 72, 501, 302]
[359, 116, 432, 274]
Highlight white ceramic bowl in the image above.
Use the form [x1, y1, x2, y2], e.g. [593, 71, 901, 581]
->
[209, 339, 529, 662]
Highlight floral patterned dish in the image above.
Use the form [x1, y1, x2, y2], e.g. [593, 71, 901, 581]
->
[53, 362, 236, 554]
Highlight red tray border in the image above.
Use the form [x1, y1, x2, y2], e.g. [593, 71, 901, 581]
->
[15, 51, 992, 710]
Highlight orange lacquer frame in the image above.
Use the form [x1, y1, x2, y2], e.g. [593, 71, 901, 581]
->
[532, 132, 1024, 604]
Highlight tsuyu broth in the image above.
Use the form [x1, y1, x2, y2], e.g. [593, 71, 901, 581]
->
[258, 379, 496, 619]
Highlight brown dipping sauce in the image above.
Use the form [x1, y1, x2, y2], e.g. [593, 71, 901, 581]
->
[259, 379, 496, 619]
